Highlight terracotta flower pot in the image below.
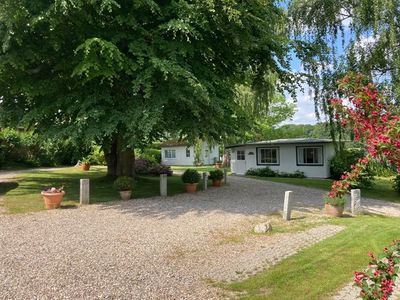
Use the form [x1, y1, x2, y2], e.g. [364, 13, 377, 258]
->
[41, 191, 65, 209]
[119, 190, 132, 200]
[212, 179, 222, 187]
[325, 203, 344, 217]
[215, 163, 222, 169]
[81, 163, 90, 171]
[185, 183, 198, 193]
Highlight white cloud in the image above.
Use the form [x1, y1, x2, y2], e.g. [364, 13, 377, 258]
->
[283, 87, 318, 125]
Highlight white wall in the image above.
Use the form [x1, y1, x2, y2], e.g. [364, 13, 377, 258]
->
[161, 143, 220, 166]
[230, 143, 335, 178]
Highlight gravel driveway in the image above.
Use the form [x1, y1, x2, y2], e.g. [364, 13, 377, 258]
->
[1, 175, 399, 299]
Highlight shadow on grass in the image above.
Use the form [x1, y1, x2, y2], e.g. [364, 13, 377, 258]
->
[0, 181, 19, 196]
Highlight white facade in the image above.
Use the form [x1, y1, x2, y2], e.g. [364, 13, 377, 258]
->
[229, 139, 335, 178]
[161, 142, 219, 166]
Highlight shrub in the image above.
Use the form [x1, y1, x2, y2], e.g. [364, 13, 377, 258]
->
[354, 240, 400, 300]
[393, 175, 400, 193]
[330, 148, 374, 188]
[324, 195, 346, 206]
[149, 164, 173, 176]
[245, 167, 277, 177]
[113, 176, 134, 191]
[278, 170, 306, 178]
[181, 169, 201, 184]
[209, 169, 224, 181]
[135, 158, 155, 175]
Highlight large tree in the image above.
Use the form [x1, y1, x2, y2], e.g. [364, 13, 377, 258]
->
[0, 0, 293, 176]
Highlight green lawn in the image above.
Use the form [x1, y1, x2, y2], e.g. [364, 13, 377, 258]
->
[225, 215, 400, 300]
[171, 165, 230, 172]
[250, 176, 400, 203]
[0, 166, 194, 214]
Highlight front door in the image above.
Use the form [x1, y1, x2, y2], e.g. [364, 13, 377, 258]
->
[233, 149, 246, 174]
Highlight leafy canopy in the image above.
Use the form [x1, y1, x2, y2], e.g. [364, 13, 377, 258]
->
[0, 0, 293, 149]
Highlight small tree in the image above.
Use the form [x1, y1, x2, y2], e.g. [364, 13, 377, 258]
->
[327, 73, 400, 198]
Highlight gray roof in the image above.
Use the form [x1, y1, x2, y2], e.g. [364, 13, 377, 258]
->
[226, 138, 333, 148]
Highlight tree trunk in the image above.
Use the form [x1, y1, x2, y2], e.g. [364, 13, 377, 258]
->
[104, 137, 136, 177]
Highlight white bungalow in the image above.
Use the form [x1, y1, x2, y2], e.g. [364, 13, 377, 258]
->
[161, 141, 219, 166]
[226, 138, 335, 178]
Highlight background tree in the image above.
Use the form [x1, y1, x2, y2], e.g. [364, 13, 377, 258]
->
[0, 0, 293, 176]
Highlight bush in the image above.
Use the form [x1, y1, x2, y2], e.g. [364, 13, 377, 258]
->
[149, 164, 173, 176]
[113, 176, 134, 191]
[245, 167, 277, 177]
[324, 196, 346, 207]
[209, 169, 224, 181]
[330, 148, 374, 188]
[135, 158, 155, 175]
[278, 170, 306, 178]
[181, 169, 201, 184]
[393, 175, 400, 193]
[86, 145, 106, 165]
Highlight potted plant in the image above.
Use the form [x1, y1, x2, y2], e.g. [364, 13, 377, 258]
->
[181, 169, 201, 193]
[215, 160, 223, 168]
[114, 176, 134, 200]
[324, 196, 345, 217]
[41, 186, 65, 209]
[209, 169, 224, 187]
[81, 157, 91, 171]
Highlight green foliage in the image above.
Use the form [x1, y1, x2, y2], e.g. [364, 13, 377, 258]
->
[330, 149, 375, 189]
[392, 175, 400, 194]
[324, 196, 346, 207]
[181, 169, 201, 184]
[0, 0, 294, 157]
[113, 176, 134, 191]
[246, 167, 277, 177]
[86, 145, 106, 165]
[0, 128, 89, 167]
[208, 169, 223, 181]
[136, 148, 161, 164]
[246, 167, 306, 178]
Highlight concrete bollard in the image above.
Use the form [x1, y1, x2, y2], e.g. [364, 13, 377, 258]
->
[160, 174, 167, 197]
[283, 191, 293, 221]
[351, 189, 361, 215]
[80, 179, 90, 205]
[203, 172, 208, 190]
[223, 168, 228, 185]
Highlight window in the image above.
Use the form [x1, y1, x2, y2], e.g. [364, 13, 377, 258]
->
[297, 146, 323, 165]
[257, 147, 279, 165]
[186, 148, 190, 158]
[164, 149, 176, 159]
[237, 150, 245, 160]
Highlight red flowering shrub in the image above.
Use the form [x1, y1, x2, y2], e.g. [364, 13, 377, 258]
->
[328, 73, 400, 199]
[354, 240, 400, 300]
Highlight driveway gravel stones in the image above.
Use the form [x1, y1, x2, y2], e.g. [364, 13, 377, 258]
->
[1, 175, 399, 299]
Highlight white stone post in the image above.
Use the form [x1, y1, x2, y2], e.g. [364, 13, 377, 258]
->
[283, 191, 292, 221]
[223, 168, 228, 185]
[203, 172, 208, 190]
[160, 174, 167, 197]
[351, 189, 361, 215]
[80, 179, 90, 205]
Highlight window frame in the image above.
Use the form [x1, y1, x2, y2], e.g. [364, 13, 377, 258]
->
[236, 150, 245, 160]
[256, 147, 280, 165]
[164, 149, 176, 159]
[185, 148, 190, 158]
[296, 146, 324, 166]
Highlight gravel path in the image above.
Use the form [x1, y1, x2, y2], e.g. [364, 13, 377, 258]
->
[1, 175, 399, 299]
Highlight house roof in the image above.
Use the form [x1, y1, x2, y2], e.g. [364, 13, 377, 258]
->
[226, 138, 333, 148]
[160, 140, 190, 148]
